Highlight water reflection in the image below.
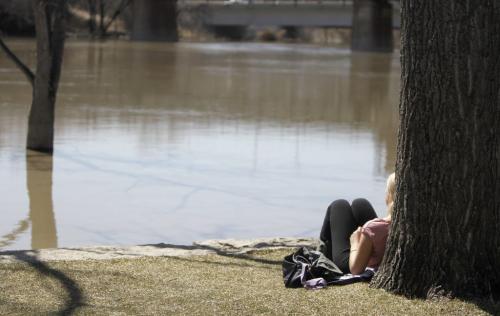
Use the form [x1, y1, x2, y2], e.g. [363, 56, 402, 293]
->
[349, 53, 398, 173]
[57, 42, 398, 175]
[0, 219, 29, 248]
[26, 151, 57, 249]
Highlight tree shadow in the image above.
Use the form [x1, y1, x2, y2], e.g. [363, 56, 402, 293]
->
[165, 254, 279, 271]
[465, 295, 500, 315]
[8, 251, 86, 315]
[146, 243, 282, 266]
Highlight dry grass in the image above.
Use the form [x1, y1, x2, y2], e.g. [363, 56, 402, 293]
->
[0, 249, 497, 315]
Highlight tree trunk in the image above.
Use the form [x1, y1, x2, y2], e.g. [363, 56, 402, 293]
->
[27, 0, 66, 153]
[102, 0, 131, 36]
[351, 0, 393, 52]
[87, 0, 97, 36]
[130, 0, 178, 42]
[371, 0, 500, 298]
[98, 0, 105, 37]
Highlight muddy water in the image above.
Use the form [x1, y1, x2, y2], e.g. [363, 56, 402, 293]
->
[0, 40, 399, 250]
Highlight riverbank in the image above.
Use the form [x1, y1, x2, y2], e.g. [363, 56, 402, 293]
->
[0, 237, 318, 263]
[0, 238, 497, 315]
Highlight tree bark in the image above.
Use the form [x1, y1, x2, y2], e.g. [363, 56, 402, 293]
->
[27, 0, 66, 153]
[371, 0, 500, 298]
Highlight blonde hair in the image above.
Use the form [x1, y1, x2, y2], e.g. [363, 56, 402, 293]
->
[385, 172, 396, 215]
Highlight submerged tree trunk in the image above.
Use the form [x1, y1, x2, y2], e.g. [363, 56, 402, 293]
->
[27, 0, 66, 153]
[87, 0, 97, 36]
[372, 0, 500, 298]
[98, 0, 105, 37]
[131, 0, 178, 42]
[102, 0, 132, 38]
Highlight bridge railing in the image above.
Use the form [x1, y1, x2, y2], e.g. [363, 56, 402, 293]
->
[179, 0, 354, 5]
[179, 0, 399, 7]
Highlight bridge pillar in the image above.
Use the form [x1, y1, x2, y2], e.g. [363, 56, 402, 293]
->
[351, 0, 393, 52]
[130, 0, 178, 42]
[283, 26, 300, 40]
[212, 25, 248, 41]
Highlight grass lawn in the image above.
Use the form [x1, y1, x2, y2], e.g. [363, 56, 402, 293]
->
[0, 248, 497, 315]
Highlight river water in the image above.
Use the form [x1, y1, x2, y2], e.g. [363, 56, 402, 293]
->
[0, 40, 399, 250]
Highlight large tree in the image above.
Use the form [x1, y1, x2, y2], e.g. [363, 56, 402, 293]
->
[372, 0, 500, 298]
[0, 0, 66, 153]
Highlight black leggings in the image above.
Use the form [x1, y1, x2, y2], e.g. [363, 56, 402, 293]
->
[319, 198, 377, 274]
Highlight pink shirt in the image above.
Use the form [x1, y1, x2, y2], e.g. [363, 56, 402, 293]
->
[361, 218, 390, 269]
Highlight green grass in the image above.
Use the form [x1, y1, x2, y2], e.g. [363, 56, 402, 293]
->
[0, 249, 497, 315]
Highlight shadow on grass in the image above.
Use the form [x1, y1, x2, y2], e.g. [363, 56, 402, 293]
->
[467, 295, 500, 315]
[147, 243, 283, 266]
[165, 253, 279, 271]
[148, 244, 500, 315]
[9, 251, 85, 316]
[61, 247, 146, 258]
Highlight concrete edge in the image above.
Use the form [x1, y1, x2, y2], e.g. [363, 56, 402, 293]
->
[0, 237, 318, 263]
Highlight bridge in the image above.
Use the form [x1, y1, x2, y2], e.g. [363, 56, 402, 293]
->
[179, 0, 401, 29]
[131, 0, 398, 52]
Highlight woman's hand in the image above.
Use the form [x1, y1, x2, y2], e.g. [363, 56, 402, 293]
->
[349, 227, 362, 248]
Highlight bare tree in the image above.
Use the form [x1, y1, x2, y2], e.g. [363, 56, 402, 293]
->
[371, 0, 500, 299]
[0, 0, 66, 153]
[0, 0, 34, 35]
[85, 0, 131, 38]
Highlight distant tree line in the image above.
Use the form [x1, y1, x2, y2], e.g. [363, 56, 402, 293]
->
[0, 0, 130, 38]
[0, 0, 66, 153]
[0, 0, 35, 36]
[70, 0, 131, 38]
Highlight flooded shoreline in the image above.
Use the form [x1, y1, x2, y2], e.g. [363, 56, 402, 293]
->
[0, 40, 399, 250]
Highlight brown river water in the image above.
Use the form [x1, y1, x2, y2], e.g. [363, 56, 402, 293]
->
[0, 40, 399, 250]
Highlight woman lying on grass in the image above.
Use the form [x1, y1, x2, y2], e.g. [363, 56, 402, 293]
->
[319, 173, 395, 275]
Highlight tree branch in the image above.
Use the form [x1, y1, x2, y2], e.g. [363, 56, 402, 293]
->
[103, 0, 131, 34]
[0, 35, 35, 88]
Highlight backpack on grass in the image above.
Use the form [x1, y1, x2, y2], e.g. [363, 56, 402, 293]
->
[282, 247, 375, 289]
